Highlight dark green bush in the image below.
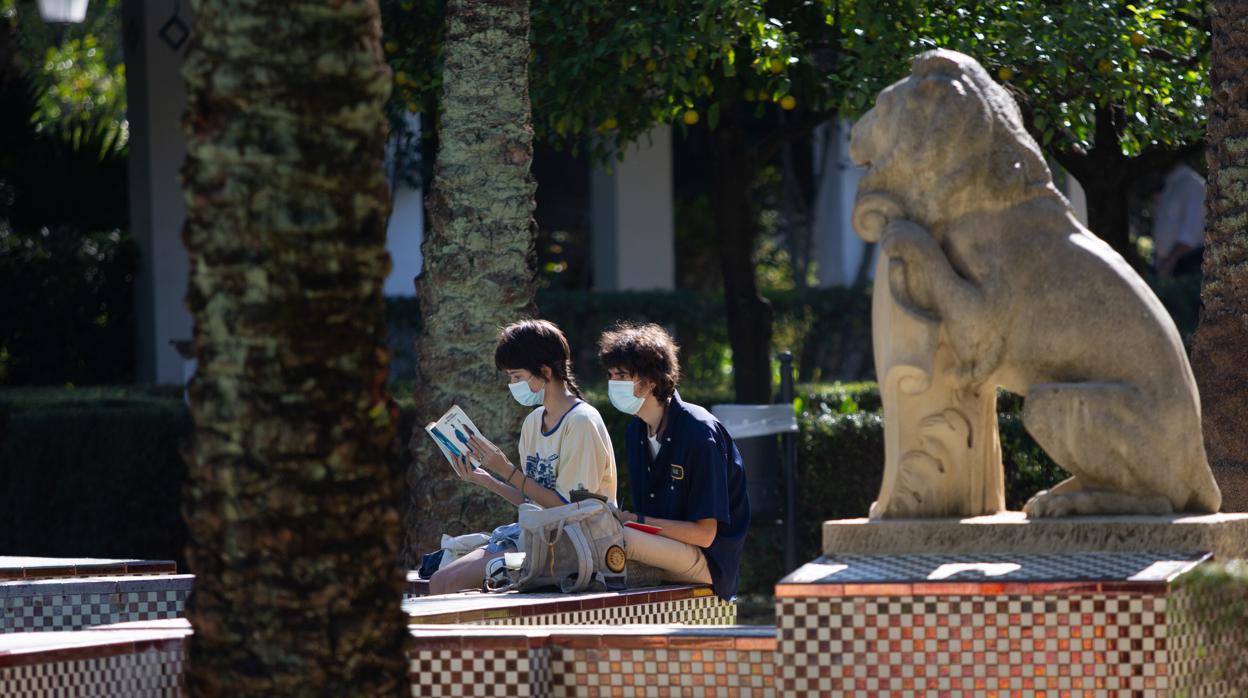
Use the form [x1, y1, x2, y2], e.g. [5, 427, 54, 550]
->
[0, 227, 138, 385]
[0, 386, 190, 565]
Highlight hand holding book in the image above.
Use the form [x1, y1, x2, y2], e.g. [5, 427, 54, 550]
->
[424, 405, 485, 480]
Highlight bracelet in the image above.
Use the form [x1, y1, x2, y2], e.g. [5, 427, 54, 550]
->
[637, 513, 645, 524]
[519, 473, 529, 498]
[505, 467, 519, 485]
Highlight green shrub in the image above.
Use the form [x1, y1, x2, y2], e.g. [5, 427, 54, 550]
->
[1170, 562, 1248, 695]
[0, 227, 138, 385]
[0, 386, 190, 565]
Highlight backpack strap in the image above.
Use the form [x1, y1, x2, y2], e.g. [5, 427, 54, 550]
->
[560, 523, 595, 593]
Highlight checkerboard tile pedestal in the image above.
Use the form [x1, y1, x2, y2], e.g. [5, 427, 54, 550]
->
[1, 558, 188, 634]
[408, 625, 777, 698]
[406, 584, 736, 626]
[775, 551, 1235, 697]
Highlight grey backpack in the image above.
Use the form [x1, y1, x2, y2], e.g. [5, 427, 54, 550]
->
[498, 499, 628, 593]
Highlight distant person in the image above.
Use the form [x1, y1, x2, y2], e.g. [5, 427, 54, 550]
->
[429, 320, 617, 595]
[1152, 161, 1206, 278]
[598, 322, 750, 601]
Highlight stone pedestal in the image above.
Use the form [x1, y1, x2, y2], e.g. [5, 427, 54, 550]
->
[823, 512, 1248, 558]
[774, 514, 1248, 696]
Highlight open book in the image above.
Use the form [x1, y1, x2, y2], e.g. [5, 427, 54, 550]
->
[425, 405, 483, 480]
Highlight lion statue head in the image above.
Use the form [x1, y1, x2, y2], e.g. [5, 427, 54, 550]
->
[850, 49, 1065, 235]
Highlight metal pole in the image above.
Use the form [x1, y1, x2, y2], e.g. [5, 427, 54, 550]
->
[778, 352, 797, 573]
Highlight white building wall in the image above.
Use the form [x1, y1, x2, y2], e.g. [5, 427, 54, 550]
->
[591, 126, 675, 290]
[812, 121, 873, 288]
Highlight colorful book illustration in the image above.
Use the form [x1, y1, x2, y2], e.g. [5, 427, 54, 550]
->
[425, 405, 484, 480]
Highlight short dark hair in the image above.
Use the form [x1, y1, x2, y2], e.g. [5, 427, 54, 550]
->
[597, 322, 681, 400]
[495, 319, 583, 398]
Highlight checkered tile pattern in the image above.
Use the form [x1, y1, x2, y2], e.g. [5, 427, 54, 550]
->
[472, 597, 735, 626]
[777, 594, 1168, 696]
[0, 645, 184, 697]
[1, 588, 189, 633]
[409, 649, 543, 697]
[794, 551, 1204, 583]
[549, 647, 775, 697]
[1169, 583, 1248, 696]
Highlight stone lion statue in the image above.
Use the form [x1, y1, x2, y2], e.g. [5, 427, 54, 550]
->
[850, 49, 1221, 517]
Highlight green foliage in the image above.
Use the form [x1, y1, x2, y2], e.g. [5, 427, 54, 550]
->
[1171, 561, 1248, 693]
[909, 0, 1209, 154]
[384, 0, 863, 163]
[0, 387, 190, 564]
[0, 227, 137, 385]
[3, 0, 127, 143]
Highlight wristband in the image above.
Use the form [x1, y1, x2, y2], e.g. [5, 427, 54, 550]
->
[637, 513, 646, 524]
[506, 467, 519, 485]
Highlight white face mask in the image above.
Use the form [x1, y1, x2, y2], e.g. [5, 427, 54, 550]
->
[508, 378, 545, 407]
[608, 379, 645, 415]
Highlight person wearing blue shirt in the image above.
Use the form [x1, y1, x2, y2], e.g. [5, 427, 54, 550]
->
[598, 322, 750, 600]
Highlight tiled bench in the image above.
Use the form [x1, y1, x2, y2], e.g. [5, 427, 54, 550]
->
[774, 551, 1242, 696]
[409, 623, 776, 697]
[0, 620, 776, 698]
[0, 557, 177, 580]
[0, 619, 188, 696]
[405, 584, 736, 626]
[0, 558, 188, 634]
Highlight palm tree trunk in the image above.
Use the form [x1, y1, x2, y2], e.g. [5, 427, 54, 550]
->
[403, 0, 538, 563]
[1192, 1, 1248, 512]
[180, 2, 407, 695]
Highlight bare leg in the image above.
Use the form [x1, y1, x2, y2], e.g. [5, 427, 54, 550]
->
[428, 548, 503, 595]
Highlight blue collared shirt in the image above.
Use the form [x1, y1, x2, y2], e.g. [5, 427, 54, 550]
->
[624, 392, 750, 600]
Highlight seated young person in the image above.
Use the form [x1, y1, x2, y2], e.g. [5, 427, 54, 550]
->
[429, 320, 617, 595]
[597, 323, 750, 600]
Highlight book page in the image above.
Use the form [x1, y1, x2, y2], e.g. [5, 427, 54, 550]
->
[425, 405, 483, 479]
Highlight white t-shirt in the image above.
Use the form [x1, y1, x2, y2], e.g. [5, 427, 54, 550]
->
[1153, 163, 1206, 260]
[518, 401, 617, 506]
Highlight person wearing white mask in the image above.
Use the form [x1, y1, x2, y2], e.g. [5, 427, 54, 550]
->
[429, 319, 617, 594]
[598, 322, 750, 601]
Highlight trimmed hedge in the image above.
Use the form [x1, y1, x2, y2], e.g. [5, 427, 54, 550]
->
[0, 387, 190, 565]
[1, 384, 1064, 594]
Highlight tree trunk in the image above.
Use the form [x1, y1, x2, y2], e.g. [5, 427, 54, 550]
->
[709, 102, 774, 404]
[180, 2, 406, 696]
[1080, 174, 1133, 263]
[1192, 0, 1248, 512]
[403, 0, 538, 563]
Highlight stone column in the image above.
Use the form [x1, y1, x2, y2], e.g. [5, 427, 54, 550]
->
[122, 0, 192, 384]
[590, 126, 675, 290]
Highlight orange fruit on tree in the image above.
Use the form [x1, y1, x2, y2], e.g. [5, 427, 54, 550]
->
[682, 109, 700, 126]
[780, 95, 797, 110]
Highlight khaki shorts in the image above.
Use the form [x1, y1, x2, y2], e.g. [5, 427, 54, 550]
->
[622, 527, 712, 585]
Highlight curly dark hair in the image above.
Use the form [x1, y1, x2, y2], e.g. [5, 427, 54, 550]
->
[494, 319, 583, 398]
[597, 322, 681, 400]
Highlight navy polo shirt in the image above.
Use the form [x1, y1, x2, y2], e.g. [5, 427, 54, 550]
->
[625, 392, 750, 600]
